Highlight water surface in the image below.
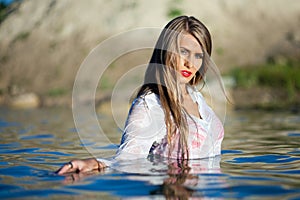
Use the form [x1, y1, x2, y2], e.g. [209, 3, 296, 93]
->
[0, 107, 300, 199]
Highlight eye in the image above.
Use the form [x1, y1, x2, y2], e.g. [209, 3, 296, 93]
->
[180, 48, 188, 55]
[195, 53, 204, 59]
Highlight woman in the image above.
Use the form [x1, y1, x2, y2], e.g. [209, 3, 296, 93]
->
[57, 15, 224, 175]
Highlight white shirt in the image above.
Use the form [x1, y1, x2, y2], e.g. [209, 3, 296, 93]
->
[98, 86, 224, 167]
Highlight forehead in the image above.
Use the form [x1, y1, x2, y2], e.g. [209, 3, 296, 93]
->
[179, 33, 202, 52]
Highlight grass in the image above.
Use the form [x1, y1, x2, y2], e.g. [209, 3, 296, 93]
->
[229, 60, 300, 101]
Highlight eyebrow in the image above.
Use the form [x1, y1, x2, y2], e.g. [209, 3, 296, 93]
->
[180, 47, 203, 54]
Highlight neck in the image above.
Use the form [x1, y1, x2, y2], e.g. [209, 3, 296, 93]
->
[180, 84, 189, 96]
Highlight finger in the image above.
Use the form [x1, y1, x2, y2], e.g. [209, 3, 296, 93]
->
[56, 164, 71, 175]
[98, 161, 106, 169]
[56, 162, 77, 175]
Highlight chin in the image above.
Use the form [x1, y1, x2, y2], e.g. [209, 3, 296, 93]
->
[179, 78, 192, 84]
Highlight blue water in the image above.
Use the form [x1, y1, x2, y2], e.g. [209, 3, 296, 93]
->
[0, 107, 300, 199]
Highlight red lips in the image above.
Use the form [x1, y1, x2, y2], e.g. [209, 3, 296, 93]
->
[180, 70, 192, 78]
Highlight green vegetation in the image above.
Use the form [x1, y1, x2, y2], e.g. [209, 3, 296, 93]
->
[0, 54, 8, 63]
[0, 2, 7, 23]
[230, 60, 300, 101]
[47, 88, 67, 97]
[98, 76, 113, 91]
[167, 8, 183, 19]
[167, 0, 183, 19]
[13, 31, 30, 43]
[216, 47, 224, 56]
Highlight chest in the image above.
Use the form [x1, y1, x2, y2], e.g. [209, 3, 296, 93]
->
[182, 96, 202, 119]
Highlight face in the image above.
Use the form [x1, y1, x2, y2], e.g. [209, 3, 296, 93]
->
[176, 33, 203, 84]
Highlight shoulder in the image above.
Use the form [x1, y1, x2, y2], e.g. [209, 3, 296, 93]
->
[124, 92, 165, 134]
[126, 92, 162, 117]
[133, 92, 161, 109]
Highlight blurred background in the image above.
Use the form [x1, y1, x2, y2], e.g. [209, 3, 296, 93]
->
[0, 0, 299, 111]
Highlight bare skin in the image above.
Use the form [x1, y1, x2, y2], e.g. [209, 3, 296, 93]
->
[182, 91, 202, 119]
[178, 33, 203, 120]
[56, 158, 106, 175]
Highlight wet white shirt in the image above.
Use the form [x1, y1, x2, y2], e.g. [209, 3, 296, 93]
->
[98, 86, 224, 166]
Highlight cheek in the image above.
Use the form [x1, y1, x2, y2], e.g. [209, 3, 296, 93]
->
[194, 60, 203, 71]
[176, 56, 185, 68]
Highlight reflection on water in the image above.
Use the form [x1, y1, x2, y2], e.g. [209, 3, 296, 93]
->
[0, 106, 300, 199]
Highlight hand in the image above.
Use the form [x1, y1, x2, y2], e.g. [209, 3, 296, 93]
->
[56, 158, 106, 175]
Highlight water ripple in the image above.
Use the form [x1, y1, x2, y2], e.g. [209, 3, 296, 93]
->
[0, 108, 300, 199]
[229, 154, 300, 164]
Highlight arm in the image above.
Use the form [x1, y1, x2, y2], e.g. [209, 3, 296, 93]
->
[56, 93, 166, 174]
[99, 93, 166, 164]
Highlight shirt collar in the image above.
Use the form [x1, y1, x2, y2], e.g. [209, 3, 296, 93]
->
[187, 85, 198, 103]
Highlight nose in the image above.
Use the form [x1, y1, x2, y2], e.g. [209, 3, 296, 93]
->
[184, 56, 193, 69]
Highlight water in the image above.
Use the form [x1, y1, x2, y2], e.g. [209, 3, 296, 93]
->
[0, 106, 300, 199]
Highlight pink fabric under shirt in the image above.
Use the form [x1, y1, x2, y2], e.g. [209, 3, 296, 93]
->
[97, 86, 224, 166]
